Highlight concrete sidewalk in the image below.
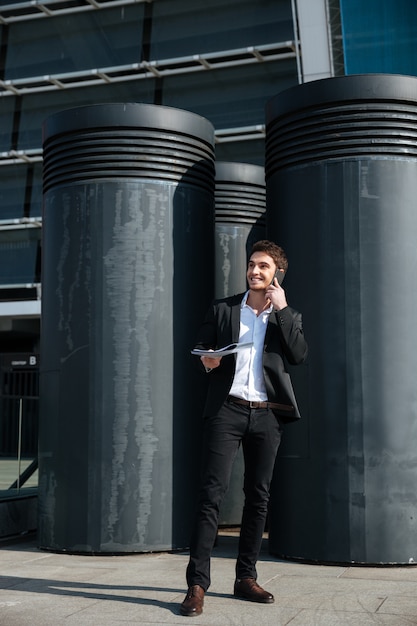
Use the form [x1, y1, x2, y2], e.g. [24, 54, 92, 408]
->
[1, 531, 417, 625]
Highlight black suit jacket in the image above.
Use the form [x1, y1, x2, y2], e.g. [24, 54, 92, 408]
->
[193, 293, 308, 423]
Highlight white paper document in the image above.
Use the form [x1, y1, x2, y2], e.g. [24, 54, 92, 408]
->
[191, 342, 253, 357]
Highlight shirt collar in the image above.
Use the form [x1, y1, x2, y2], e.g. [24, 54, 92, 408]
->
[241, 290, 273, 313]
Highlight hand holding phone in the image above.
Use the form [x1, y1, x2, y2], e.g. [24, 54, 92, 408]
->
[267, 269, 287, 310]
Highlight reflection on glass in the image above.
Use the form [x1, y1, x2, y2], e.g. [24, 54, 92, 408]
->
[0, 359, 39, 498]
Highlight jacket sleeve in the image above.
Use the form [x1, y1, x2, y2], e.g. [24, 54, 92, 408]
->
[273, 306, 308, 365]
[193, 301, 219, 349]
[191, 301, 219, 373]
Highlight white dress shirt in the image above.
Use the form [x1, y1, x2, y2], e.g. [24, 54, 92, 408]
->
[228, 291, 272, 401]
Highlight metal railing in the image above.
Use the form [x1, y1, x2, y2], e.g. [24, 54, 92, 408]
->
[0, 42, 296, 97]
[0, 0, 151, 24]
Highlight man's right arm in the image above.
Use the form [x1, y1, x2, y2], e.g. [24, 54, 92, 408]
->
[274, 306, 308, 365]
[192, 302, 222, 373]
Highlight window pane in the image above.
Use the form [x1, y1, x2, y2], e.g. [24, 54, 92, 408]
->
[0, 362, 39, 495]
[163, 59, 298, 129]
[30, 164, 43, 219]
[18, 81, 156, 151]
[5, 5, 146, 79]
[0, 99, 15, 152]
[0, 228, 41, 284]
[0, 167, 27, 220]
[215, 139, 265, 166]
[151, 0, 293, 57]
[0, 165, 42, 221]
[340, 0, 417, 75]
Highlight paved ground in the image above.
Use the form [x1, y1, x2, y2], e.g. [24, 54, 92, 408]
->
[1, 531, 417, 625]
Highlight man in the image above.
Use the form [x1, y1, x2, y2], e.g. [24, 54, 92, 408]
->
[181, 240, 308, 617]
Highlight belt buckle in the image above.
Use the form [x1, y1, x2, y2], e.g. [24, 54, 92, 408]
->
[249, 400, 258, 409]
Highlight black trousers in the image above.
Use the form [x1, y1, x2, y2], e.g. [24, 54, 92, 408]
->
[186, 398, 283, 591]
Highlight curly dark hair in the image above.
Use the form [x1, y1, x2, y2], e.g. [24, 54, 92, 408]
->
[250, 240, 288, 272]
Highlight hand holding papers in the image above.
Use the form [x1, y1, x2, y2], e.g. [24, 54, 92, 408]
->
[191, 342, 253, 357]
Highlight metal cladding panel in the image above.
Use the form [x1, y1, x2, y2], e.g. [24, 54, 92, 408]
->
[266, 75, 417, 564]
[39, 103, 215, 553]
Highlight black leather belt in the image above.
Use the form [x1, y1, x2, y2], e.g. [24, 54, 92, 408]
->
[227, 395, 293, 412]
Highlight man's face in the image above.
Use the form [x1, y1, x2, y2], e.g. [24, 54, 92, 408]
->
[247, 252, 276, 291]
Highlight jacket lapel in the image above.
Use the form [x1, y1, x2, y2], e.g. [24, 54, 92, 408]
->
[231, 294, 243, 343]
[264, 311, 278, 347]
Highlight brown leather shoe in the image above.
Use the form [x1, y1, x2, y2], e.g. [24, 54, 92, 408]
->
[180, 585, 205, 616]
[234, 578, 274, 603]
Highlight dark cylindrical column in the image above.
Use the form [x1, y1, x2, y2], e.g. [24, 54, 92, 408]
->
[214, 161, 266, 299]
[214, 161, 266, 526]
[39, 103, 215, 553]
[266, 74, 417, 564]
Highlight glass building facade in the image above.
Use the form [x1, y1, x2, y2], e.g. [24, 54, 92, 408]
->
[0, 0, 416, 513]
[340, 0, 417, 75]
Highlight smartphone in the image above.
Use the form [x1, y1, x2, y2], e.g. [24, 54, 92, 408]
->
[272, 270, 285, 285]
